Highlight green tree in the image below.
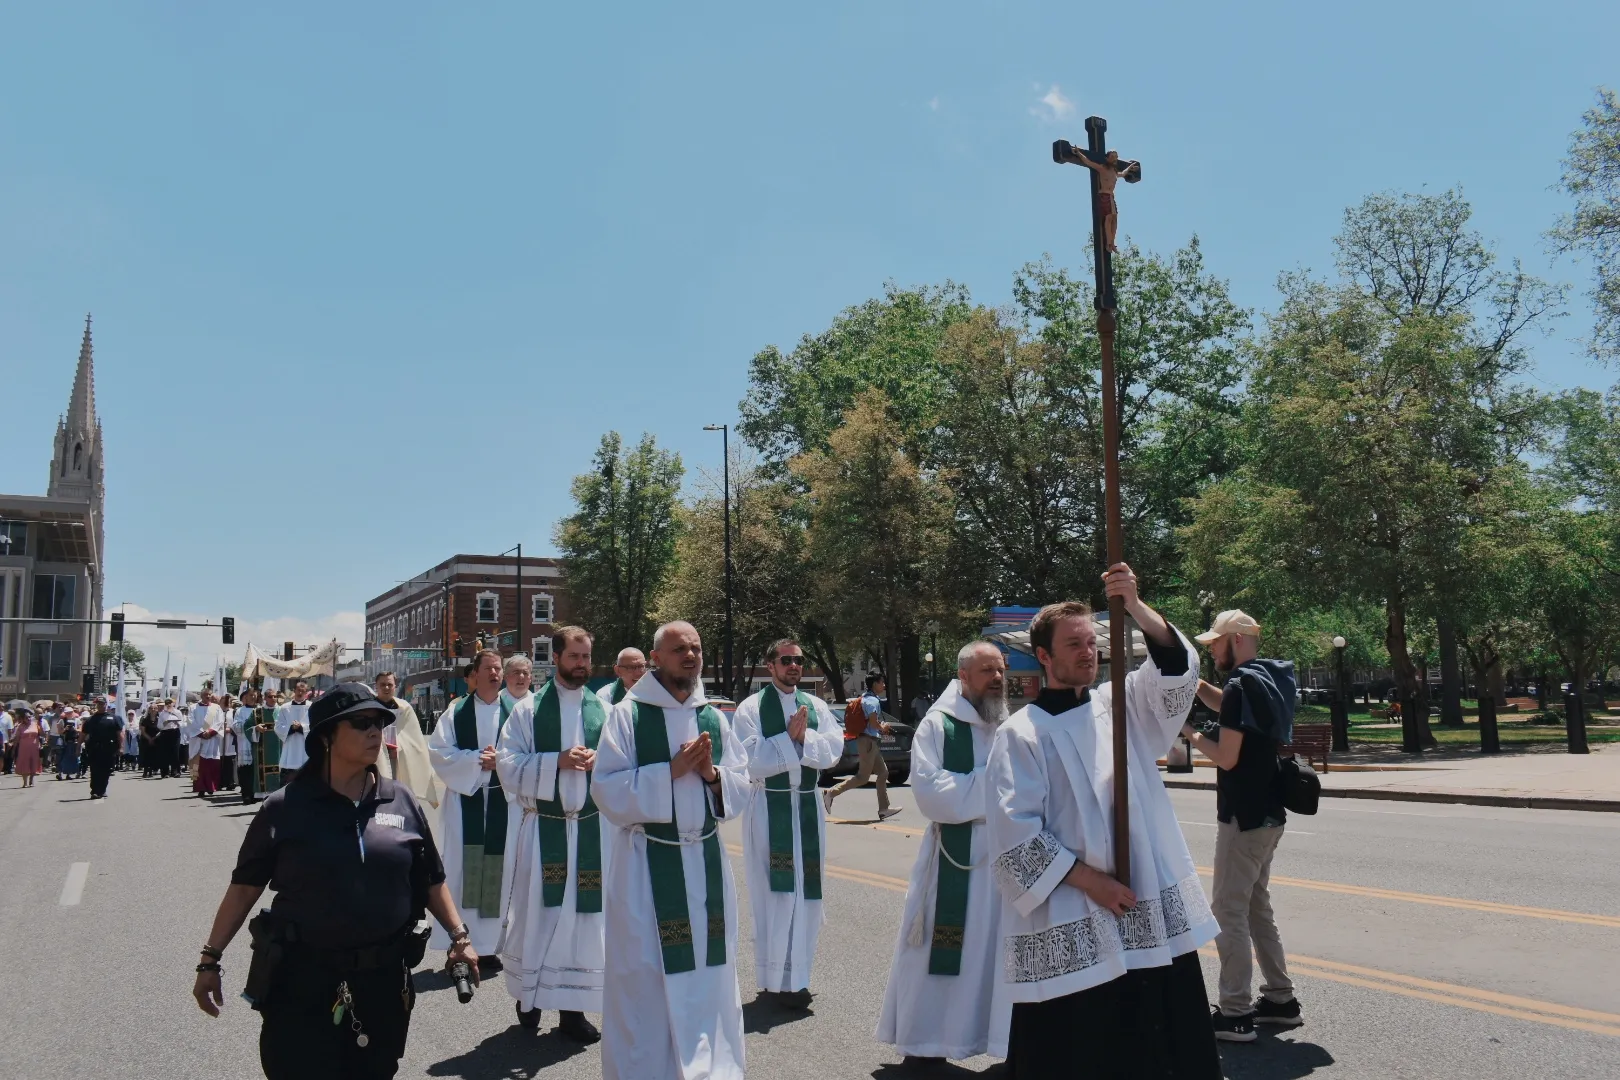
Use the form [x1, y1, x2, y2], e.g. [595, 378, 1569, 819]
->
[655, 458, 816, 701]
[738, 282, 973, 468]
[1003, 244, 1249, 600]
[1553, 88, 1620, 362]
[1530, 510, 1620, 754]
[97, 641, 147, 682]
[794, 390, 956, 716]
[555, 432, 685, 659]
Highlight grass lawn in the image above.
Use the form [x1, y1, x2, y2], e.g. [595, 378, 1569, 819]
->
[1292, 703, 1620, 746]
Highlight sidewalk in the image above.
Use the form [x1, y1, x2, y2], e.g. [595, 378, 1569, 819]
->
[1163, 741, 1620, 812]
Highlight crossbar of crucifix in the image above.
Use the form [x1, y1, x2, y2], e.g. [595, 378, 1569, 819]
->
[1053, 114, 1142, 887]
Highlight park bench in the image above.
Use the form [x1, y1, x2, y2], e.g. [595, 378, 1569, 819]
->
[1283, 722, 1332, 774]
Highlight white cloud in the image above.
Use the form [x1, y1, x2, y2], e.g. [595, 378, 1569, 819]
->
[111, 602, 363, 693]
[1031, 84, 1075, 122]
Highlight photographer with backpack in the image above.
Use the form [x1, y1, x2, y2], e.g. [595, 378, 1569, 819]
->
[1181, 610, 1305, 1043]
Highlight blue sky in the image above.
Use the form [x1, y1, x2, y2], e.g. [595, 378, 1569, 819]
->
[2, 1, 1616, 673]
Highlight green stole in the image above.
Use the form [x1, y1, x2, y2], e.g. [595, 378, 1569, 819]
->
[633, 700, 727, 974]
[454, 694, 512, 919]
[930, 714, 976, 975]
[606, 679, 629, 705]
[756, 686, 822, 899]
[533, 680, 606, 912]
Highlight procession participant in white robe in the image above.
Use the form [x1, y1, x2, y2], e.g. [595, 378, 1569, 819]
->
[374, 671, 441, 810]
[273, 680, 313, 772]
[878, 642, 1010, 1066]
[501, 652, 536, 715]
[985, 567, 1220, 1079]
[496, 626, 608, 1043]
[595, 647, 647, 709]
[428, 648, 521, 960]
[594, 621, 750, 1080]
[730, 638, 843, 1005]
[217, 695, 239, 792]
[156, 701, 184, 779]
[188, 692, 226, 797]
[229, 690, 260, 804]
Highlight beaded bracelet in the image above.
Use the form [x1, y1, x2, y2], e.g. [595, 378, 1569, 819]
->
[200, 945, 223, 961]
[196, 962, 222, 974]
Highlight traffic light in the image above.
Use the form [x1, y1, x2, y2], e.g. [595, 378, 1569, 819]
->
[284, 641, 295, 661]
[222, 617, 235, 645]
[82, 671, 98, 697]
[110, 612, 124, 642]
[363, 642, 373, 662]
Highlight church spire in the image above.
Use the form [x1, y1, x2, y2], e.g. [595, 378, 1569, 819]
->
[66, 312, 96, 435]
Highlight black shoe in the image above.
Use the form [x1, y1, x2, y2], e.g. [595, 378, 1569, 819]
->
[902, 1056, 948, 1070]
[1211, 1007, 1256, 1042]
[515, 1002, 541, 1030]
[1253, 996, 1303, 1027]
[774, 988, 813, 1010]
[558, 1010, 600, 1043]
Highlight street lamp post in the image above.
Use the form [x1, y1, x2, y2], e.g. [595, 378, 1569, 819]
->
[703, 424, 734, 700]
[495, 544, 524, 659]
[1197, 590, 1217, 683]
[1331, 635, 1349, 752]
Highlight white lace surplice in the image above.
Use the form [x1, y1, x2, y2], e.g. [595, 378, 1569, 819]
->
[984, 629, 1215, 1056]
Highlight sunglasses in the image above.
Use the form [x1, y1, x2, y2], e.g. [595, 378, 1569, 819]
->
[775, 655, 806, 666]
[343, 711, 390, 732]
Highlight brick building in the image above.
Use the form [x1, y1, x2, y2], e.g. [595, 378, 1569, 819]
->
[364, 553, 574, 718]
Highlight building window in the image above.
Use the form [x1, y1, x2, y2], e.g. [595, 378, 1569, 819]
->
[0, 521, 25, 557]
[531, 638, 552, 665]
[477, 592, 498, 623]
[532, 593, 554, 624]
[28, 639, 73, 682]
[31, 574, 76, 620]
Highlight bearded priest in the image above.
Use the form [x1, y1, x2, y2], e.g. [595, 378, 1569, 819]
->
[496, 626, 608, 1043]
[594, 621, 750, 1080]
[428, 648, 520, 961]
[730, 638, 844, 1007]
[877, 640, 1010, 1067]
[986, 564, 1220, 1078]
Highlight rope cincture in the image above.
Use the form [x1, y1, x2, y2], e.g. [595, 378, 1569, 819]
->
[631, 821, 720, 847]
[905, 819, 987, 948]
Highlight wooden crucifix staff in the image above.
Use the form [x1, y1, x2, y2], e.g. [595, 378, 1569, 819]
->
[1053, 115, 1142, 886]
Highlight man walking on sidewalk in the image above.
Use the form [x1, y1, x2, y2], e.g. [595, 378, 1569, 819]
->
[823, 675, 901, 820]
[1182, 609, 1303, 1042]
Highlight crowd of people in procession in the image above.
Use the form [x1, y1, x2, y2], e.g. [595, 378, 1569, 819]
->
[5, 560, 1303, 1079]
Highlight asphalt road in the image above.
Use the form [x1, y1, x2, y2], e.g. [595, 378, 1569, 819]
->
[2, 766, 1617, 1079]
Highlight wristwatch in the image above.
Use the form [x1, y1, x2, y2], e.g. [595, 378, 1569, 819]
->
[448, 923, 471, 945]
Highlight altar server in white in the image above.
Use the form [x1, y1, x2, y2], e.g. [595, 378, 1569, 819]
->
[429, 648, 520, 959]
[497, 626, 608, 1043]
[273, 680, 313, 772]
[986, 565, 1220, 1078]
[878, 640, 1009, 1066]
[187, 691, 225, 796]
[594, 621, 750, 1080]
[730, 638, 843, 1005]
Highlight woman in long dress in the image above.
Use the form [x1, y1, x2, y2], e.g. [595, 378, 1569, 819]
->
[57, 715, 80, 781]
[10, 704, 44, 787]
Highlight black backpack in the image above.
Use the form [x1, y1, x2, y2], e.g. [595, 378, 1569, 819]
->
[1275, 753, 1321, 815]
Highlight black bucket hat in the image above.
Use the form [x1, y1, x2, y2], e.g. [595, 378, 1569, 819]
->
[307, 682, 393, 736]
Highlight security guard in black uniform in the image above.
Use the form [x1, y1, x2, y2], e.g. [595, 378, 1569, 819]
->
[191, 683, 480, 1079]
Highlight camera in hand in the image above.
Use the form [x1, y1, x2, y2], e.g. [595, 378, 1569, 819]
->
[450, 961, 474, 1004]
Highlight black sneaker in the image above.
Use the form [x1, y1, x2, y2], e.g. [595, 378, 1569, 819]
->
[1253, 997, 1303, 1027]
[1211, 1007, 1257, 1042]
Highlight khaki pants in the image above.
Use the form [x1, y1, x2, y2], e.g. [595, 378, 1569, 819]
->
[827, 735, 889, 813]
[1212, 818, 1294, 1015]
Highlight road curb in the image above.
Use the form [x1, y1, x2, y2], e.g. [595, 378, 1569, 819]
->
[1160, 777, 1620, 814]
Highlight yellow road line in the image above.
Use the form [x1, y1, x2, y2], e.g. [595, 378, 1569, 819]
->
[737, 840, 1618, 1037]
[1191, 867, 1620, 929]
[830, 819, 1620, 928]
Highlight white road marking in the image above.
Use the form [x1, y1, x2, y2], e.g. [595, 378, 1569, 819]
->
[59, 862, 90, 906]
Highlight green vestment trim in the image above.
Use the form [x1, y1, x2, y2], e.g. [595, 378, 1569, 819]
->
[930, 714, 975, 976]
[533, 679, 606, 912]
[607, 679, 628, 705]
[633, 700, 727, 974]
[756, 687, 822, 899]
[454, 694, 511, 920]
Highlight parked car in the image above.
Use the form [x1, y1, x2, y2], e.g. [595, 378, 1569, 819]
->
[818, 711, 914, 787]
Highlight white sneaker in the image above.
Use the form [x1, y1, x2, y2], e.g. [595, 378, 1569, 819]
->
[879, 806, 902, 820]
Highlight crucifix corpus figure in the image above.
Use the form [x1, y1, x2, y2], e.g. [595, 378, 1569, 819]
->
[1077, 150, 1136, 252]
